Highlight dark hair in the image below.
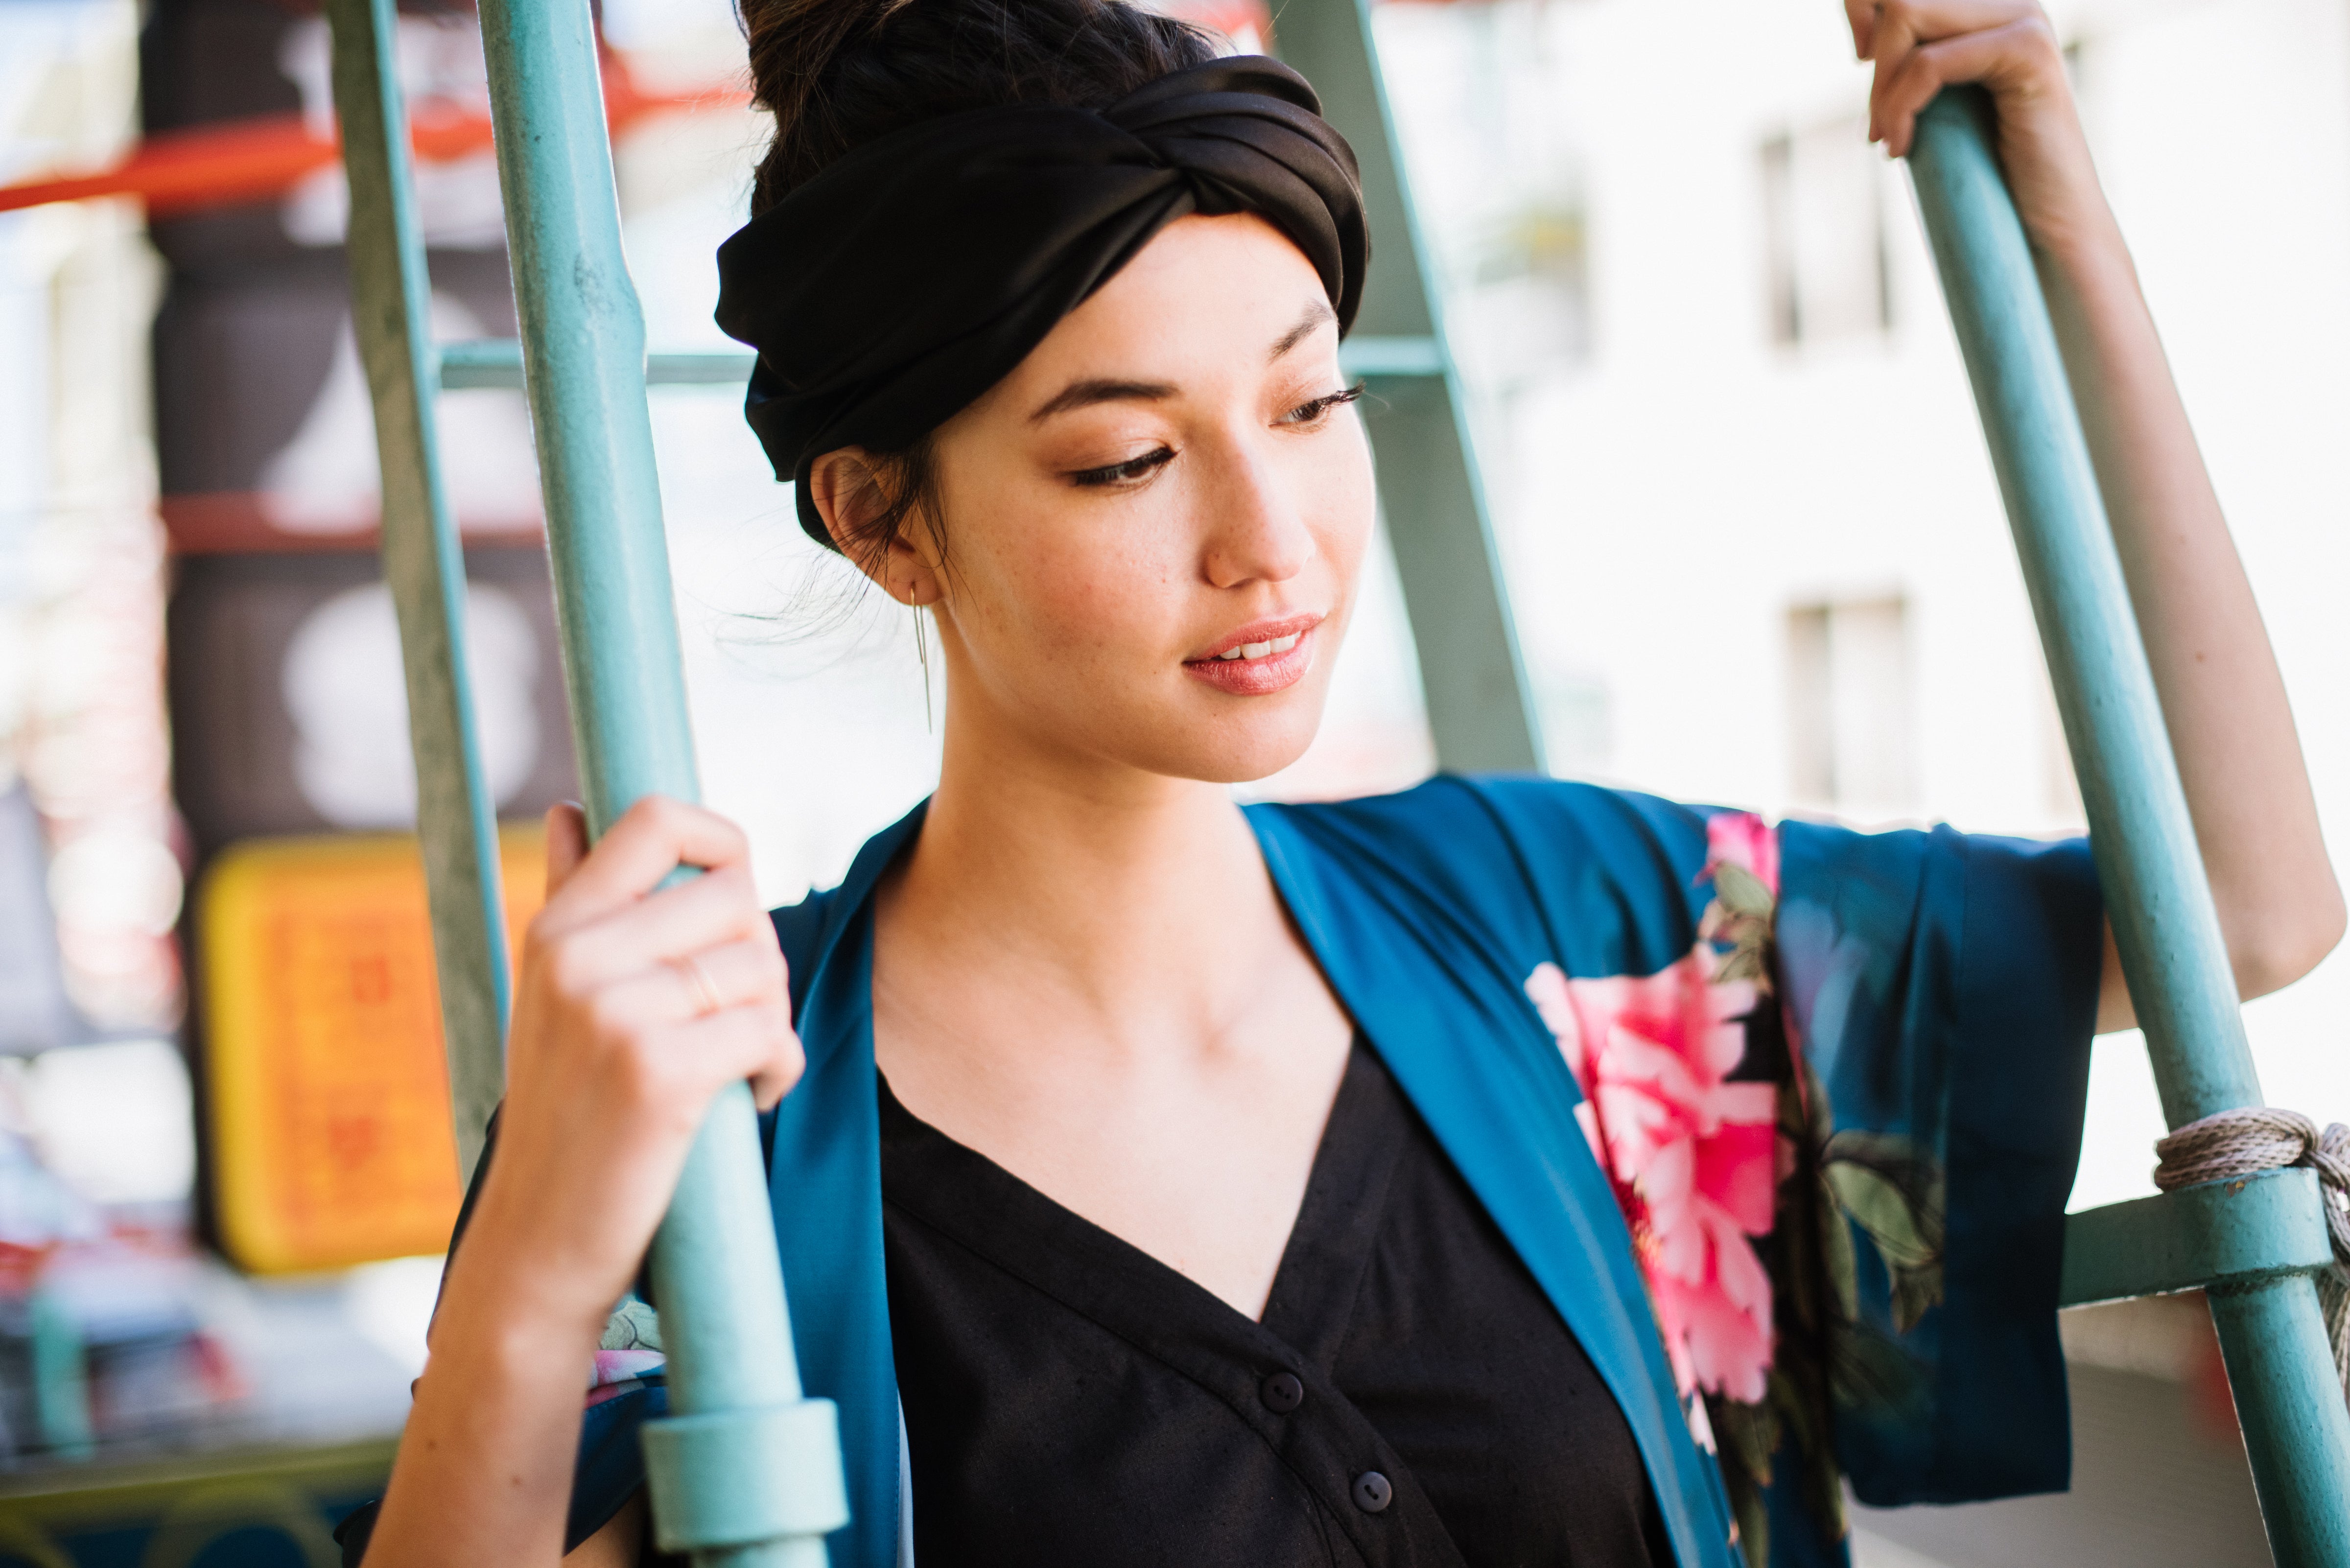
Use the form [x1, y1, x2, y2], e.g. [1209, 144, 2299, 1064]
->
[735, 0, 1222, 570]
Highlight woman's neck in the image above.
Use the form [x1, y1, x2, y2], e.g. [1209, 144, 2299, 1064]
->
[874, 658, 1335, 1067]
[885, 714, 1278, 1042]
[869, 682, 1356, 1324]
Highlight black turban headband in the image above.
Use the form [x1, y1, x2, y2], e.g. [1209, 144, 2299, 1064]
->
[712, 56, 1368, 547]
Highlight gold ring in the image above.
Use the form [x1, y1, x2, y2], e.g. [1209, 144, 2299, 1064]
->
[673, 954, 724, 1018]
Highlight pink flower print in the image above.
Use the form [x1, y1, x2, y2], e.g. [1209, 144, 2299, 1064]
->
[1704, 810, 1779, 896]
[586, 1347, 666, 1407]
[1526, 951, 1778, 1404]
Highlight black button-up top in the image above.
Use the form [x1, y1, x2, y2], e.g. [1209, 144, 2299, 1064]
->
[881, 1038, 1671, 1567]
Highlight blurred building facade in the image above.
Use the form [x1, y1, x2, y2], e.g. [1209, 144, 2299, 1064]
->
[1371, 0, 2350, 1219]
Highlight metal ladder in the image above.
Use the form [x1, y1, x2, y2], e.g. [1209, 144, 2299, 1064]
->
[323, 0, 2348, 1557]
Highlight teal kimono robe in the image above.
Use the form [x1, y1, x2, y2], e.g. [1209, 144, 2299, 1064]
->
[552, 773, 2104, 1568]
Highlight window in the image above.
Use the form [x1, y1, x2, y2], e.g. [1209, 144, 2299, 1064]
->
[1787, 597, 1915, 816]
[1761, 117, 1893, 346]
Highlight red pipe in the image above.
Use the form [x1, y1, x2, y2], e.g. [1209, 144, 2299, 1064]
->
[0, 55, 745, 218]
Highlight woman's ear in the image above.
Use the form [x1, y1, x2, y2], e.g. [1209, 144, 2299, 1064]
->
[805, 447, 943, 607]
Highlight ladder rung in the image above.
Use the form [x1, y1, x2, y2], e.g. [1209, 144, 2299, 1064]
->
[646, 351, 760, 385]
[436, 337, 524, 387]
[2058, 1166, 2333, 1307]
[436, 338, 757, 390]
[1339, 335, 1443, 377]
[437, 336, 1447, 389]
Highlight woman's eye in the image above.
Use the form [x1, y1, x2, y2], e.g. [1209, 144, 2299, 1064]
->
[1067, 447, 1175, 489]
[1280, 384, 1365, 428]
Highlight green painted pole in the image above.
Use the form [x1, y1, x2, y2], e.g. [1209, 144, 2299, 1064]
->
[28, 1288, 94, 1461]
[469, 0, 846, 1560]
[1270, 0, 1545, 775]
[1908, 86, 2350, 1568]
[325, 0, 510, 1181]
[2059, 1168, 2332, 1307]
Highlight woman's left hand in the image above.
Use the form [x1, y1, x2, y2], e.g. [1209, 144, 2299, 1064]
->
[1848, 0, 2116, 262]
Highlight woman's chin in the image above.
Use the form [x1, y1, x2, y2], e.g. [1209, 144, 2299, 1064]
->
[1137, 702, 1328, 786]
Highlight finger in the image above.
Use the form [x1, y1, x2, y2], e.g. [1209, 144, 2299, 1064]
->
[1870, 0, 2041, 34]
[545, 801, 588, 898]
[747, 1020, 807, 1112]
[560, 862, 776, 976]
[662, 1005, 804, 1111]
[1868, 4, 1919, 141]
[543, 796, 752, 923]
[574, 942, 781, 1058]
[659, 936, 789, 1024]
[1879, 18, 2054, 157]
[1866, 0, 2042, 138]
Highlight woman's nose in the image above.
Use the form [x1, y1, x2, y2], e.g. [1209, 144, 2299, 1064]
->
[1200, 438, 1316, 589]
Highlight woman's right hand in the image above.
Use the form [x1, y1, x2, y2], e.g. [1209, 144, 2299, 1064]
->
[364, 797, 799, 1567]
[455, 795, 804, 1340]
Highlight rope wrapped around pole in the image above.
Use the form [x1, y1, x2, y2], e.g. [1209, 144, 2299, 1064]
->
[2156, 1108, 2350, 1402]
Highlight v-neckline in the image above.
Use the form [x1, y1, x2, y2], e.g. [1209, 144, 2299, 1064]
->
[874, 1035, 1401, 1351]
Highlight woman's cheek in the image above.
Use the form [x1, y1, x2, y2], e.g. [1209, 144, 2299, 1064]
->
[945, 481, 1087, 642]
[1308, 427, 1377, 582]
[985, 517, 1157, 680]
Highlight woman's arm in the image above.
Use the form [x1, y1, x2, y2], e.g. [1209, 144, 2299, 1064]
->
[1857, 0, 2346, 1032]
[362, 797, 803, 1566]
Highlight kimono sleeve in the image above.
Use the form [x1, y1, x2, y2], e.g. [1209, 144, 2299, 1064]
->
[1453, 777, 2102, 1557]
[1775, 818, 2102, 1506]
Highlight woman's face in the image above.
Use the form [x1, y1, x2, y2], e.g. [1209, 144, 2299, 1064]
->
[823, 212, 1375, 786]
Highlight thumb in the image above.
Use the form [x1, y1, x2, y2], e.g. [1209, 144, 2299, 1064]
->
[544, 801, 589, 897]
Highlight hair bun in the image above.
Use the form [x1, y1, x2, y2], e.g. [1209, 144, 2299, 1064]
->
[739, 0, 1223, 214]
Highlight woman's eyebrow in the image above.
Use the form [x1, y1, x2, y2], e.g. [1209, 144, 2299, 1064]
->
[1028, 378, 1178, 422]
[1268, 299, 1337, 362]
[1026, 300, 1336, 421]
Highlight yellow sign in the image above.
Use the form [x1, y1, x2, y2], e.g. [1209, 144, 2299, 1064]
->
[199, 830, 544, 1274]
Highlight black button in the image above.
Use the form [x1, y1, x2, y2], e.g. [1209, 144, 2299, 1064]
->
[1352, 1471, 1392, 1514]
[1260, 1371, 1304, 1413]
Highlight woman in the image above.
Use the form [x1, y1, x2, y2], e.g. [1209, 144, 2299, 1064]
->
[350, 0, 2343, 1563]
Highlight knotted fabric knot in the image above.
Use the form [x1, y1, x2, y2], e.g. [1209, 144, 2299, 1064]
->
[712, 56, 1368, 547]
[2152, 1106, 2350, 1400]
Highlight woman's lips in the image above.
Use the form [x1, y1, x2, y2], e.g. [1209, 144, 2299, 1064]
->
[1183, 623, 1317, 696]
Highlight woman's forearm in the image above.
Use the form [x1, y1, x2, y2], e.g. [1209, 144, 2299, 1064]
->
[1856, 0, 2343, 1030]
[359, 1211, 608, 1566]
[2037, 221, 2345, 1026]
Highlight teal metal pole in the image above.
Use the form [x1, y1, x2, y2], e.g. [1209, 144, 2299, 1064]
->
[470, 1, 846, 1561]
[1271, 0, 1544, 775]
[1908, 86, 2350, 1568]
[325, 0, 511, 1180]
